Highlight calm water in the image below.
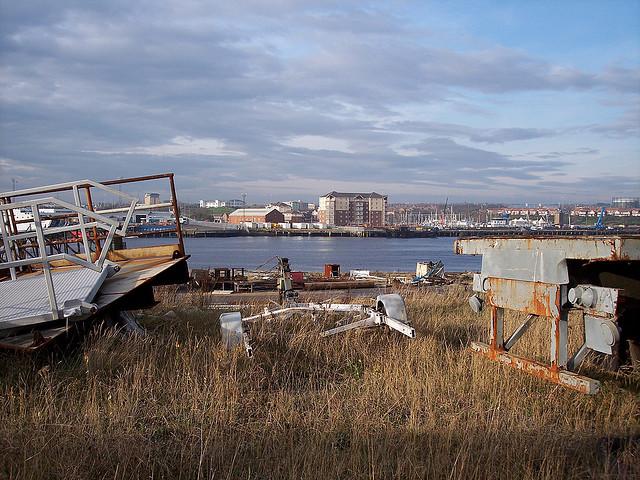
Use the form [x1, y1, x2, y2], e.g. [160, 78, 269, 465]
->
[125, 236, 481, 273]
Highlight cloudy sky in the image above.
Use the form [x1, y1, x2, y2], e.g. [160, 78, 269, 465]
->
[0, 0, 638, 204]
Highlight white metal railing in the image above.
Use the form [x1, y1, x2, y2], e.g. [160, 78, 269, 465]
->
[0, 179, 170, 320]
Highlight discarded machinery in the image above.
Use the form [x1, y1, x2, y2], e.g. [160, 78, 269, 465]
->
[220, 257, 415, 357]
[456, 236, 640, 394]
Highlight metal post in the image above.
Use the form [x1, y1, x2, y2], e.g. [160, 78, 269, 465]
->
[32, 206, 60, 320]
[242, 193, 247, 230]
[84, 186, 101, 260]
[73, 185, 92, 263]
[0, 208, 17, 280]
[490, 306, 504, 350]
[96, 225, 117, 269]
[3, 197, 21, 263]
[169, 174, 185, 256]
[550, 309, 569, 369]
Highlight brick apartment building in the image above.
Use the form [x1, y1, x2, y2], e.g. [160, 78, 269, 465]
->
[318, 191, 387, 227]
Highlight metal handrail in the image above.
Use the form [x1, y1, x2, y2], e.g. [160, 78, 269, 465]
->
[1, 172, 185, 257]
[0, 177, 171, 321]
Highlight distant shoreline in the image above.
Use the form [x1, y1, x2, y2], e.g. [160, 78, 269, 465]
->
[139, 226, 637, 240]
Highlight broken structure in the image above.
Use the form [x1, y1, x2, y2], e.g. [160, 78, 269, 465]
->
[220, 257, 415, 357]
[0, 173, 189, 350]
[456, 236, 640, 394]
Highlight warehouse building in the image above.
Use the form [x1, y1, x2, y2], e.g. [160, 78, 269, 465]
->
[318, 191, 387, 227]
[228, 208, 285, 225]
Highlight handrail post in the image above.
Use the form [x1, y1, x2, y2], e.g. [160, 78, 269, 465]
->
[73, 185, 92, 263]
[169, 174, 185, 256]
[2, 196, 21, 265]
[32, 206, 60, 320]
[84, 186, 101, 260]
[0, 208, 17, 280]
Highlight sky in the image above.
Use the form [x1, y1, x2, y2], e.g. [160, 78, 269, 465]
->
[0, 0, 639, 204]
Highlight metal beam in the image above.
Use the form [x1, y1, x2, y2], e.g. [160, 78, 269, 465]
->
[471, 342, 600, 394]
[455, 236, 640, 261]
[504, 314, 537, 351]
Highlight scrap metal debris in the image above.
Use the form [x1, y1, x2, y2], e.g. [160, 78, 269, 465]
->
[219, 293, 415, 358]
[412, 260, 451, 286]
[218, 257, 415, 357]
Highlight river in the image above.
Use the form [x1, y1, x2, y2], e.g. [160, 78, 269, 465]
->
[124, 236, 481, 273]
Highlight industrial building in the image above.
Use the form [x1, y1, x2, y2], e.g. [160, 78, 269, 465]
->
[199, 199, 225, 208]
[318, 191, 387, 226]
[266, 202, 293, 213]
[284, 200, 311, 212]
[571, 207, 640, 217]
[228, 208, 285, 224]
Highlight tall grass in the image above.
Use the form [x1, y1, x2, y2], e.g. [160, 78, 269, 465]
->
[0, 285, 638, 479]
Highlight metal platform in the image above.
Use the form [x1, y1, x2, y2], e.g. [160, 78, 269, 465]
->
[0, 252, 188, 351]
[0, 267, 109, 331]
[0, 174, 190, 351]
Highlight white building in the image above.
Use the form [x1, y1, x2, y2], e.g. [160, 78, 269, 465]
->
[199, 200, 226, 208]
[144, 193, 160, 205]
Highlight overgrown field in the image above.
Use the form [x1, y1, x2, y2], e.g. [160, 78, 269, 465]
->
[1, 285, 638, 479]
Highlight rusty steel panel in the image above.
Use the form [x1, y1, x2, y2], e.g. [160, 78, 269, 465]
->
[455, 236, 640, 261]
[471, 342, 600, 394]
[486, 278, 560, 317]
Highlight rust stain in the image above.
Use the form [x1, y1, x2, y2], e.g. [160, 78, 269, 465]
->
[530, 283, 549, 317]
[471, 342, 599, 394]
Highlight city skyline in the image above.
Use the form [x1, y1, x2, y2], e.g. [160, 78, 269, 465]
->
[0, 1, 638, 203]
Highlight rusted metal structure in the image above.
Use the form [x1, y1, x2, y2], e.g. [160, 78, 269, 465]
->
[456, 236, 640, 394]
[0, 173, 189, 351]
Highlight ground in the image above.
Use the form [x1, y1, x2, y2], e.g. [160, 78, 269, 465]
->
[0, 285, 638, 479]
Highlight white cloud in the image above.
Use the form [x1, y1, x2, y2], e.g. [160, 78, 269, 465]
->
[85, 136, 246, 157]
[0, 157, 40, 172]
[0, 1, 638, 202]
[281, 135, 354, 153]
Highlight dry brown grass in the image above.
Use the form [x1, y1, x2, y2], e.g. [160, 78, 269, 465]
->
[0, 285, 638, 479]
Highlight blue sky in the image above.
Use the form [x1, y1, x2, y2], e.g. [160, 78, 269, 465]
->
[0, 0, 638, 204]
